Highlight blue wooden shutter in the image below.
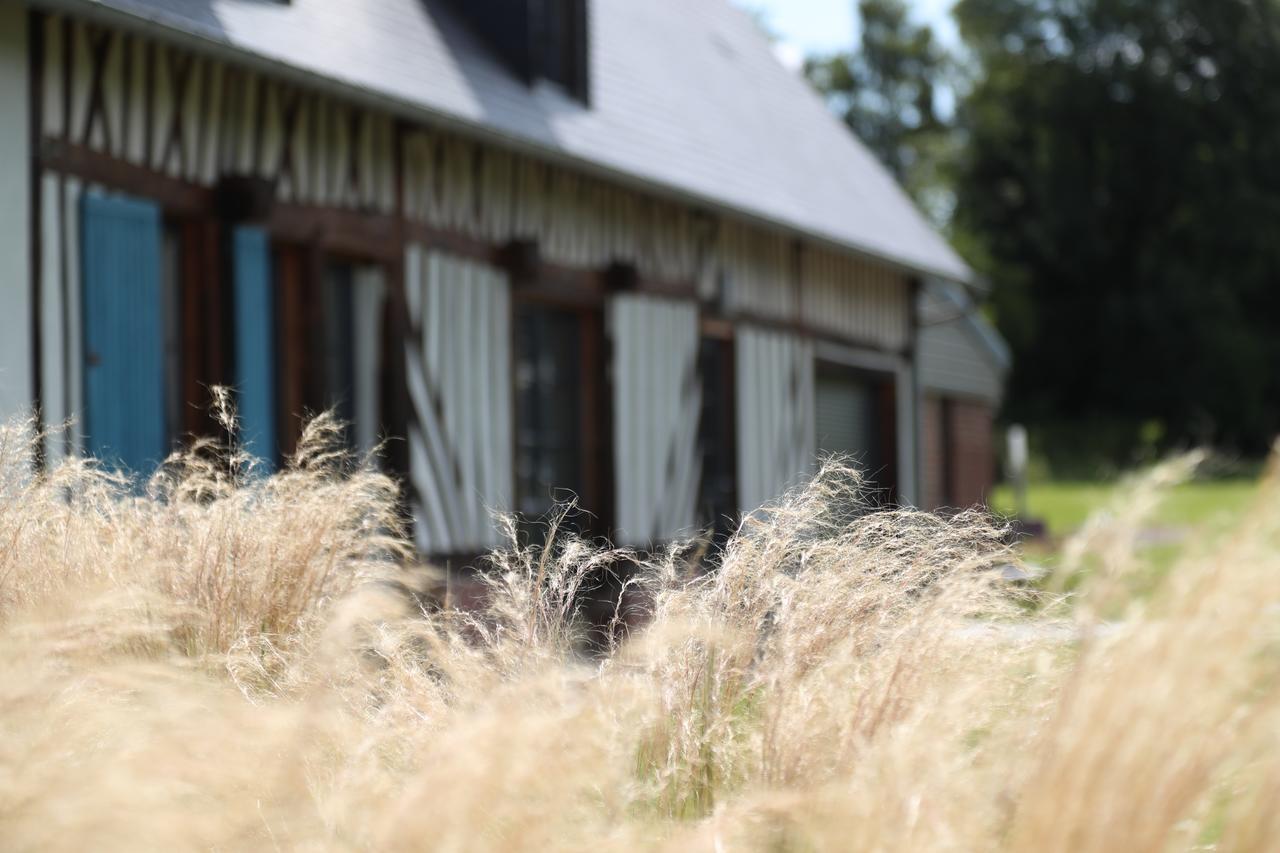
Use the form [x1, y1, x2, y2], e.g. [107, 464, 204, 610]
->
[232, 226, 277, 468]
[80, 192, 166, 474]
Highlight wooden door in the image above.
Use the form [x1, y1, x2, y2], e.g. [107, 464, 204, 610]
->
[80, 192, 166, 473]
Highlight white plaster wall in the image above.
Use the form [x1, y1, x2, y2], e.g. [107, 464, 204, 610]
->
[0, 6, 31, 424]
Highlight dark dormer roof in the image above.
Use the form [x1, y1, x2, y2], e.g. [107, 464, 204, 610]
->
[48, 0, 972, 283]
[443, 0, 590, 105]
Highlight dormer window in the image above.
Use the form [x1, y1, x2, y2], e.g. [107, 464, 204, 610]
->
[532, 0, 589, 102]
[446, 0, 590, 105]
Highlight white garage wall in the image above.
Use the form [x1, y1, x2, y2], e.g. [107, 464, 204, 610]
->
[39, 175, 86, 463]
[608, 293, 701, 545]
[404, 245, 514, 554]
[0, 7, 31, 425]
[736, 326, 815, 514]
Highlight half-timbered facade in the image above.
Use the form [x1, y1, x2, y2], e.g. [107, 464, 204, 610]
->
[0, 0, 997, 556]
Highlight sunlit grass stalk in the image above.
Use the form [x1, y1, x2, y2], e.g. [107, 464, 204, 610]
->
[1, 409, 1278, 851]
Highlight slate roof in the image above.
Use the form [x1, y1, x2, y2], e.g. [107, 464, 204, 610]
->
[54, 0, 971, 283]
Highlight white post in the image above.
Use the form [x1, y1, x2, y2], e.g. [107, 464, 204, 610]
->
[1007, 424, 1029, 518]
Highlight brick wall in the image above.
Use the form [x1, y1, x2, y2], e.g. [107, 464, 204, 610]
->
[922, 395, 947, 510]
[946, 399, 996, 508]
[921, 394, 996, 510]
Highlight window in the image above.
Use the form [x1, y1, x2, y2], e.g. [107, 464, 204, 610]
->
[318, 263, 357, 436]
[314, 260, 386, 454]
[513, 302, 608, 532]
[696, 335, 738, 542]
[275, 251, 386, 459]
[534, 0, 589, 101]
[444, 0, 589, 104]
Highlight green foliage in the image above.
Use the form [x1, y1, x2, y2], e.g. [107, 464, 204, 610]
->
[952, 0, 1280, 453]
[1011, 416, 1169, 479]
[805, 1, 957, 221]
[804, 0, 1280, 455]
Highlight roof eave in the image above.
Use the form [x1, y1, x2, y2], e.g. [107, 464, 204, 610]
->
[33, 0, 974, 286]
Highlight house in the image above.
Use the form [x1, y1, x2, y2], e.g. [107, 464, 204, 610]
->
[0, 0, 1006, 558]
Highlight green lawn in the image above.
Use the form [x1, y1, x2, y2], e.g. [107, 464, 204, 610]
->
[990, 475, 1261, 609]
[989, 477, 1259, 539]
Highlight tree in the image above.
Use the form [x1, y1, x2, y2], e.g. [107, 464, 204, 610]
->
[953, 0, 1280, 455]
[805, 1, 956, 222]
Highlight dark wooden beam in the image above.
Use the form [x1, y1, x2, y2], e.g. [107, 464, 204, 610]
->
[579, 306, 612, 535]
[215, 65, 238, 174]
[392, 119, 408, 224]
[142, 39, 154, 166]
[604, 261, 696, 300]
[250, 73, 266, 175]
[39, 142, 512, 276]
[269, 202, 401, 260]
[179, 219, 204, 437]
[345, 109, 362, 204]
[193, 55, 213, 180]
[380, 250, 411, 493]
[41, 140, 210, 214]
[80, 26, 114, 152]
[635, 275, 696, 300]
[276, 85, 303, 191]
[29, 9, 45, 467]
[119, 32, 132, 160]
[877, 377, 899, 501]
[179, 217, 227, 441]
[160, 49, 194, 175]
[699, 315, 734, 341]
[60, 17, 71, 145]
[213, 173, 275, 222]
[404, 219, 499, 266]
[790, 238, 804, 322]
[384, 119, 412, 492]
[602, 260, 636, 293]
[307, 91, 322, 200]
[471, 144, 484, 225]
[511, 267, 605, 308]
[721, 307, 912, 360]
[274, 242, 309, 459]
[907, 275, 923, 505]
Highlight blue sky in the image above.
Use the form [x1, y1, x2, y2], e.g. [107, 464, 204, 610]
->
[734, 0, 960, 67]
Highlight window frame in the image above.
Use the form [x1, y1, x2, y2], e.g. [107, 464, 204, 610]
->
[695, 317, 739, 543]
[510, 265, 613, 538]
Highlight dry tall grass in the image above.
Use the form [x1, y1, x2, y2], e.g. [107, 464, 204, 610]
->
[1, 413, 1278, 851]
